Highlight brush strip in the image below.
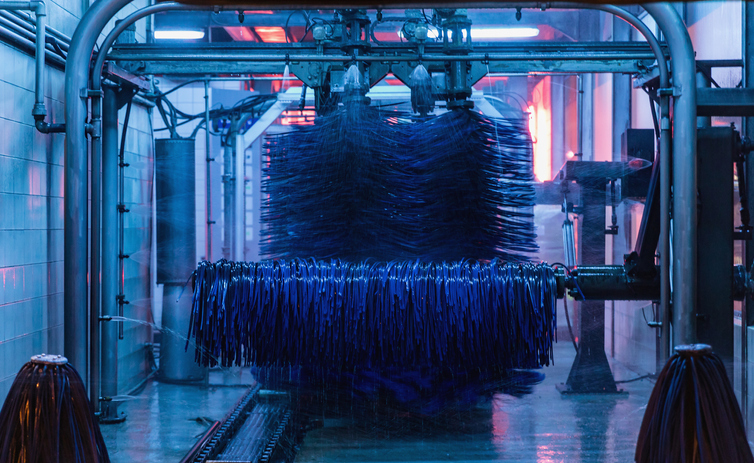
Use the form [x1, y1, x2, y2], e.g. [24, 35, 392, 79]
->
[188, 259, 556, 372]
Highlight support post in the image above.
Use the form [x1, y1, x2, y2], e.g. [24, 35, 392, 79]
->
[558, 180, 622, 394]
[205, 78, 213, 260]
[743, 0, 754, 430]
[222, 127, 234, 260]
[89, 86, 101, 414]
[643, 3, 698, 346]
[65, 0, 132, 384]
[100, 85, 124, 422]
[234, 133, 245, 262]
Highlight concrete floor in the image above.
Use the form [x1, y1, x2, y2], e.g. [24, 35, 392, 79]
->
[100, 342, 655, 463]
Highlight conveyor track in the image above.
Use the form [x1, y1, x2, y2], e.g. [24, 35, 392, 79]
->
[181, 387, 299, 463]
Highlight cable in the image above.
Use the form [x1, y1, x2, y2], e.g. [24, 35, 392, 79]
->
[562, 294, 578, 352]
[285, 10, 309, 43]
[551, 263, 578, 352]
[615, 373, 655, 384]
[153, 92, 276, 138]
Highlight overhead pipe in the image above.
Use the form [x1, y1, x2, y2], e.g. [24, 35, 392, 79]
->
[643, 3, 698, 346]
[0, 1, 64, 132]
[0, 14, 64, 68]
[105, 51, 658, 62]
[2, 8, 70, 48]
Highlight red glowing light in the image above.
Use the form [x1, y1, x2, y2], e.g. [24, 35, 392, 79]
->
[530, 77, 552, 182]
[224, 26, 257, 42]
[280, 110, 315, 126]
[254, 26, 287, 43]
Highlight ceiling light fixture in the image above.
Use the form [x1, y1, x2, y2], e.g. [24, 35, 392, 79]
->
[154, 29, 205, 40]
[469, 26, 540, 39]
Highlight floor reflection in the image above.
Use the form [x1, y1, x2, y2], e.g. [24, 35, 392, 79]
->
[100, 342, 655, 463]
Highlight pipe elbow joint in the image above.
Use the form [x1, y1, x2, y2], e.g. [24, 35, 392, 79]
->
[31, 0, 46, 16]
[34, 114, 65, 134]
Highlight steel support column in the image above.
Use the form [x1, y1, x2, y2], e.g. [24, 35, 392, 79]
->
[743, 0, 754, 429]
[65, 0, 132, 382]
[643, 3, 698, 346]
[100, 85, 122, 422]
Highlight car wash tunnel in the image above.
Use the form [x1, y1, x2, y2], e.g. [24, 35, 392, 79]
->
[5, 0, 754, 462]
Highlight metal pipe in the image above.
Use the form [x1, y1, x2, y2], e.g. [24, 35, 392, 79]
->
[743, 0, 754, 429]
[103, 51, 656, 62]
[578, 1, 671, 365]
[223, 130, 233, 260]
[0, 15, 64, 68]
[4, 9, 70, 48]
[65, 0, 132, 378]
[659, 93, 671, 363]
[576, 74, 583, 158]
[101, 85, 120, 421]
[0, 1, 64, 133]
[91, 1, 185, 90]
[89, 84, 102, 415]
[234, 133, 245, 262]
[644, 3, 698, 346]
[567, 266, 661, 301]
[0, 1, 37, 9]
[0, 12, 41, 47]
[205, 79, 212, 261]
[30, 1, 45, 116]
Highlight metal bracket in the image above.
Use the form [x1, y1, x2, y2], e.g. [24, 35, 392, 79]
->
[657, 86, 681, 97]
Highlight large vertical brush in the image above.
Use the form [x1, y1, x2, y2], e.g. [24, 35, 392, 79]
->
[0, 354, 110, 463]
[635, 344, 754, 463]
[262, 66, 403, 260]
[261, 104, 537, 261]
[404, 109, 537, 261]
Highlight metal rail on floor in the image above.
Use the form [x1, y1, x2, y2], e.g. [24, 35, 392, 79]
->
[180, 385, 300, 463]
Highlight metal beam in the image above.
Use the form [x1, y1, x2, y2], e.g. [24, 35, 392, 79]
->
[697, 88, 754, 117]
[109, 41, 661, 76]
[239, 94, 297, 150]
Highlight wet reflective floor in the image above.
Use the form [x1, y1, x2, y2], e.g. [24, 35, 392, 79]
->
[101, 342, 655, 463]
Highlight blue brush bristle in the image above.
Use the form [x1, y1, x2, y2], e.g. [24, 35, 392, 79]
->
[261, 106, 538, 261]
[188, 259, 556, 371]
[201, 105, 547, 407]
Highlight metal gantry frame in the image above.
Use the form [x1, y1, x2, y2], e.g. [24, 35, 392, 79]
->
[59, 0, 698, 414]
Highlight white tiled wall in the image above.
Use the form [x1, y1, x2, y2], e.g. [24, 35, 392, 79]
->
[0, 0, 155, 402]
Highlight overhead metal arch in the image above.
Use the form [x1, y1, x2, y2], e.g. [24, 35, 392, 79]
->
[64, 0, 695, 399]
